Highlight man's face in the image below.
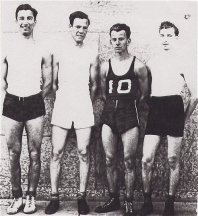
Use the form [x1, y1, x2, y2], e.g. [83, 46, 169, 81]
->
[16, 10, 36, 37]
[110, 30, 130, 54]
[70, 18, 89, 44]
[159, 27, 177, 51]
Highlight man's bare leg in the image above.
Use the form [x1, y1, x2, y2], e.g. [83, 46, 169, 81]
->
[121, 127, 139, 199]
[75, 127, 91, 215]
[45, 125, 68, 214]
[25, 116, 44, 194]
[140, 135, 161, 215]
[167, 135, 182, 196]
[162, 135, 182, 216]
[102, 124, 118, 194]
[76, 127, 92, 193]
[4, 117, 24, 213]
[23, 116, 44, 213]
[142, 135, 161, 194]
[50, 125, 69, 194]
[95, 124, 120, 213]
[121, 127, 139, 215]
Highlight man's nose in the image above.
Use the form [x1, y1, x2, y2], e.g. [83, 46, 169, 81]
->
[116, 40, 120, 45]
[21, 19, 29, 25]
[79, 27, 84, 33]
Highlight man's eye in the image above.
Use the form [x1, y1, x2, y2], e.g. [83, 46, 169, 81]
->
[167, 34, 172, 37]
[27, 16, 33, 20]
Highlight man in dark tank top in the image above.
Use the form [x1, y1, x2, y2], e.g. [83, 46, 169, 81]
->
[95, 23, 149, 216]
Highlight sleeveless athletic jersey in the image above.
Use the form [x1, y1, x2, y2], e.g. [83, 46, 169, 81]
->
[4, 37, 47, 97]
[106, 57, 138, 100]
[51, 35, 97, 129]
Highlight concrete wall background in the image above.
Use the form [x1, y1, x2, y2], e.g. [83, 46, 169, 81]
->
[0, 1, 197, 201]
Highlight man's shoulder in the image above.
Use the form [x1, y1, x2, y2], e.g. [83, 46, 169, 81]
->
[134, 56, 146, 70]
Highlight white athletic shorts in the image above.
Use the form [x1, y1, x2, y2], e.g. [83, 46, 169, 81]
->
[51, 90, 94, 129]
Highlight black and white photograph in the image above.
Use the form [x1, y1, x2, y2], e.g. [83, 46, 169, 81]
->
[0, 1, 197, 215]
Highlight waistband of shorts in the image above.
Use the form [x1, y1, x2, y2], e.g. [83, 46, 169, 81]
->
[106, 97, 136, 102]
[6, 92, 42, 101]
[151, 95, 182, 100]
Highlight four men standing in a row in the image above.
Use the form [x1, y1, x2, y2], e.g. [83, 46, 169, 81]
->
[1, 3, 197, 216]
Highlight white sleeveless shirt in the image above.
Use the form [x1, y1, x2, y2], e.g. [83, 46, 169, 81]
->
[4, 36, 46, 97]
[51, 34, 98, 128]
[147, 53, 185, 97]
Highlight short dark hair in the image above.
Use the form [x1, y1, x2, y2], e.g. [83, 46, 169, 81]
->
[15, 4, 38, 20]
[69, 11, 90, 26]
[110, 23, 131, 39]
[159, 21, 179, 36]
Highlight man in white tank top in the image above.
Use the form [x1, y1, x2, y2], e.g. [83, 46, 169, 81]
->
[45, 11, 99, 215]
[1, 4, 52, 214]
[140, 21, 197, 216]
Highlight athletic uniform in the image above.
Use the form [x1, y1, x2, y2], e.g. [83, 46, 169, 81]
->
[145, 55, 185, 137]
[2, 37, 46, 121]
[51, 35, 97, 129]
[102, 56, 139, 133]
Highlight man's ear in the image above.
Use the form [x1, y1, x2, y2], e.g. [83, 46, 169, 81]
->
[127, 38, 131, 45]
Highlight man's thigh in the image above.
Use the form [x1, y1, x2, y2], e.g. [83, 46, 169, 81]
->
[121, 127, 139, 157]
[102, 124, 118, 156]
[3, 116, 24, 150]
[51, 125, 69, 152]
[76, 127, 92, 151]
[25, 116, 44, 150]
[167, 135, 182, 158]
[142, 135, 161, 161]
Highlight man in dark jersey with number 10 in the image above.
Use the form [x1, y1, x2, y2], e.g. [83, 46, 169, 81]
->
[95, 23, 149, 216]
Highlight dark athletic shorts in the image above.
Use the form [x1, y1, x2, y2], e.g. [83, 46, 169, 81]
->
[102, 98, 139, 134]
[2, 92, 46, 122]
[145, 95, 184, 137]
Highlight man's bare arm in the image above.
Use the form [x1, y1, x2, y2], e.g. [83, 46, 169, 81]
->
[52, 54, 59, 94]
[99, 61, 109, 102]
[41, 54, 52, 98]
[184, 72, 198, 122]
[90, 54, 99, 103]
[135, 60, 149, 105]
[1, 58, 8, 95]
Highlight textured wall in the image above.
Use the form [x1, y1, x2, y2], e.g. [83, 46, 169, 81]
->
[1, 1, 197, 201]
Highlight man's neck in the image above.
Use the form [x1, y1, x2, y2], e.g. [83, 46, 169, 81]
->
[114, 51, 130, 61]
[18, 33, 34, 42]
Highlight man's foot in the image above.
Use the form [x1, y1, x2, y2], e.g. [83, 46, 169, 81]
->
[45, 193, 60, 214]
[7, 197, 23, 215]
[139, 200, 153, 216]
[162, 195, 175, 216]
[77, 195, 89, 215]
[123, 200, 136, 216]
[23, 192, 36, 214]
[95, 196, 121, 213]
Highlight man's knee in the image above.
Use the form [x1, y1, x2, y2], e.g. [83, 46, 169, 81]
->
[106, 154, 116, 167]
[9, 148, 21, 161]
[142, 155, 154, 170]
[124, 155, 135, 171]
[168, 155, 178, 170]
[51, 148, 64, 161]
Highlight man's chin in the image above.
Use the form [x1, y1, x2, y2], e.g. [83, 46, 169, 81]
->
[20, 30, 31, 37]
